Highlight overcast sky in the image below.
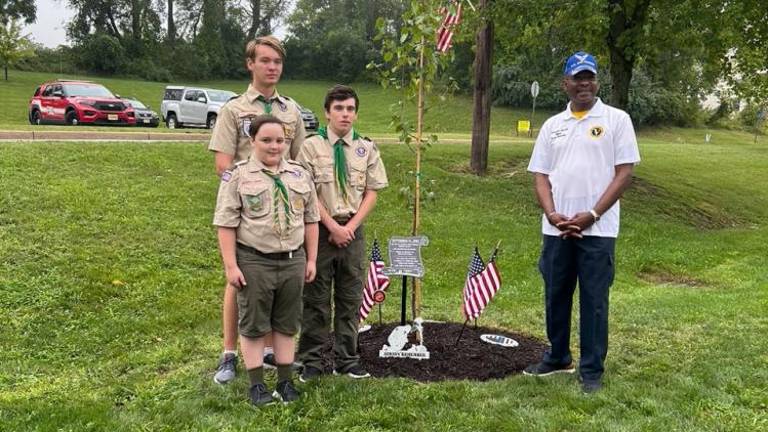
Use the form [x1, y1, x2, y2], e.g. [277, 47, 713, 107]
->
[22, 0, 74, 47]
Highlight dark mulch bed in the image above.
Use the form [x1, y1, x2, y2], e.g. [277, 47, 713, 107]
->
[320, 322, 548, 382]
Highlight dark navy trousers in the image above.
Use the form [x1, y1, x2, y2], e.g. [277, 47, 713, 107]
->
[539, 235, 616, 381]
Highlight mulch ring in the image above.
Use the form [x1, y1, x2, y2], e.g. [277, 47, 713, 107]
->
[320, 322, 548, 382]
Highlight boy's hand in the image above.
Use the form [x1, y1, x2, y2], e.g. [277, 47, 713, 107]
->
[305, 260, 317, 283]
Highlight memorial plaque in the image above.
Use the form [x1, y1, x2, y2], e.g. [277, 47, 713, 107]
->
[383, 236, 429, 278]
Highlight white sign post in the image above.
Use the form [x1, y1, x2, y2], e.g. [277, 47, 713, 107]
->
[530, 81, 540, 136]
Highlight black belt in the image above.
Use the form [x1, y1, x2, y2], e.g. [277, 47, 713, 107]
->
[237, 243, 300, 260]
[333, 214, 354, 225]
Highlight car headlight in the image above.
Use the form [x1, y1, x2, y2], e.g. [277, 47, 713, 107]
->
[80, 99, 97, 107]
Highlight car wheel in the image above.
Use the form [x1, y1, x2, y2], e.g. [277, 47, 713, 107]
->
[206, 113, 217, 129]
[31, 110, 42, 125]
[65, 110, 79, 126]
[166, 113, 178, 129]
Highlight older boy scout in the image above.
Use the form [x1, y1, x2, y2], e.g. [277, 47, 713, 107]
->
[296, 85, 388, 381]
[523, 51, 640, 393]
[210, 35, 307, 384]
[214, 115, 319, 405]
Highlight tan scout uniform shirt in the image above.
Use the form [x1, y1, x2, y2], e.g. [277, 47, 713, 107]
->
[296, 128, 388, 219]
[213, 158, 320, 253]
[208, 85, 307, 163]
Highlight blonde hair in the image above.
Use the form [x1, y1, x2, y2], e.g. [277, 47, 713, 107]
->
[245, 35, 286, 61]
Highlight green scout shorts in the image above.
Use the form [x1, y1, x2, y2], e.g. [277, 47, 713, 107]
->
[235, 244, 306, 338]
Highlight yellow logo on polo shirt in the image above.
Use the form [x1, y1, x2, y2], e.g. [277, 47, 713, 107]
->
[589, 126, 604, 138]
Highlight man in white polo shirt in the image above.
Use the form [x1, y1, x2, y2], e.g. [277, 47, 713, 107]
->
[523, 51, 640, 393]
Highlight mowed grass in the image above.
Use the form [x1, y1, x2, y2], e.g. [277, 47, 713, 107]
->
[0, 69, 554, 136]
[1, 125, 767, 431]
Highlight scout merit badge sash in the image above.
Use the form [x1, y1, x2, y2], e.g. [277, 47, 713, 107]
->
[318, 126, 362, 204]
[265, 170, 293, 235]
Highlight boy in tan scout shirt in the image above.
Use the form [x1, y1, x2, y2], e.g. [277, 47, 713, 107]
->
[209, 36, 307, 384]
[214, 115, 319, 406]
[296, 85, 388, 381]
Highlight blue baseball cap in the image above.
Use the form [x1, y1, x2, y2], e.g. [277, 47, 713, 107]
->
[564, 51, 598, 76]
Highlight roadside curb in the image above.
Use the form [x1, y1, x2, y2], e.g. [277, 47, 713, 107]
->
[0, 130, 211, 141]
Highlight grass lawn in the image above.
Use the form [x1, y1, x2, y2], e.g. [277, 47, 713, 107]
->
[0, 69, 555, 136]
[1, 121, 766, 431]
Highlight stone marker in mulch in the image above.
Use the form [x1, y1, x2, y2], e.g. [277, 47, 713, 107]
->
[319, 322, 548, 382]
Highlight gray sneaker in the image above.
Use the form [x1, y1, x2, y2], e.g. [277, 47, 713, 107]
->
[213, 353, 238, 384]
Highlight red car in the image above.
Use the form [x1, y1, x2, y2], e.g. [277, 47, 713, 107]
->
[28, 80, 136, 126]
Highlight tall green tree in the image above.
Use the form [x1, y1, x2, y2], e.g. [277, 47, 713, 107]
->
[727, 0, 768, 107]
[0, 19, 34, 80]
[491, 0, 732, 120]
[0, 0, 36, 24]
[285, 0, 406, 81]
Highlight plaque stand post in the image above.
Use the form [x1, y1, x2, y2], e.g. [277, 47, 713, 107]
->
[400, 276, 407, 325]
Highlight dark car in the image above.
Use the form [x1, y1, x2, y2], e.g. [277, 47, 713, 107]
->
[28, 80, 135, 126]
[298, 105, 319, 131]
[123, 98, 159, 127]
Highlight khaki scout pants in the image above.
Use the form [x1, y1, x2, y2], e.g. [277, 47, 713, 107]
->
[298, 224, 365, 371]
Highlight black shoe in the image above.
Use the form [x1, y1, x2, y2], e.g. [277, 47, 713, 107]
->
[213, 353, 238, 384]
[263, 353, 277, 370]
[581, 378, 602, 393]
[299, 365, 323, 383]
[522, 362, 576, 377]
[273, 380, 300, 404]
[334, 364, 371, 379]
[249, 383, 274, 407]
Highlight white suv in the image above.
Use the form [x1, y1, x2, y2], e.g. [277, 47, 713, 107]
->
[160, 86, 237, 129]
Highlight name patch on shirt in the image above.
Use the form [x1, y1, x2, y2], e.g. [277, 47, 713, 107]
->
[550, 127, 569, 140]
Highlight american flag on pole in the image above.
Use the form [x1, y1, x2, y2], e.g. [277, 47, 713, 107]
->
[462, 247, 501, 320]
[436, 1, 462, 53]
[359, 239, 391, 322]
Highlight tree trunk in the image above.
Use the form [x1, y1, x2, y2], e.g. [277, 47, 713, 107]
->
[4, 66, 8, 81]
[470, 0, 493, 176]
[131, 0, 142, 42]
[167, 0, 176, 45]
[606, 0, 652, 110]
[248, 0, 261, 40]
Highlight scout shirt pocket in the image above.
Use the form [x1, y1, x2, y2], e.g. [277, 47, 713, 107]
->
[239, 182, 270, 219]
[349, 158, 368, 192]
[312, 157, 334, 183]
[286, 179, 311, 226]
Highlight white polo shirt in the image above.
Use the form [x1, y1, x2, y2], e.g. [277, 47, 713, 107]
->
[527, 98, 640, 238]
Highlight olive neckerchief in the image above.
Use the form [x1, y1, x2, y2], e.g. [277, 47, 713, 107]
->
[256, 95, 273, 114]
[317, 126, 361, 203]
[264, 170, 293, 234]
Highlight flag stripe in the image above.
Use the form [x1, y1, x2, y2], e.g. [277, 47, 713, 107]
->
[436, 2, 462, 53]
[359, 240, 391, 323]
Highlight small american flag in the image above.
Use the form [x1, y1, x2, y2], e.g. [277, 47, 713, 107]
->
[462, 247, 501, 320]
[359, 239, 391, 322]
[436, 1, 462, 53]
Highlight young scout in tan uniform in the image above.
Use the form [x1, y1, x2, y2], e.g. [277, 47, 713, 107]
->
[209, 36, 307, 384]
[296, 85, 388, 381]
[214, 115, 319, 406]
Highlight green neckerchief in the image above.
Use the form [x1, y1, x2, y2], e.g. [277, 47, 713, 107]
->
[256, 95, 273, 114]
[317, 127, 361, 201]
[265, 170, 292, 233]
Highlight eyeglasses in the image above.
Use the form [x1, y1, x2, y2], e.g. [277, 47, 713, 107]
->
[567, 76, 598, 83]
